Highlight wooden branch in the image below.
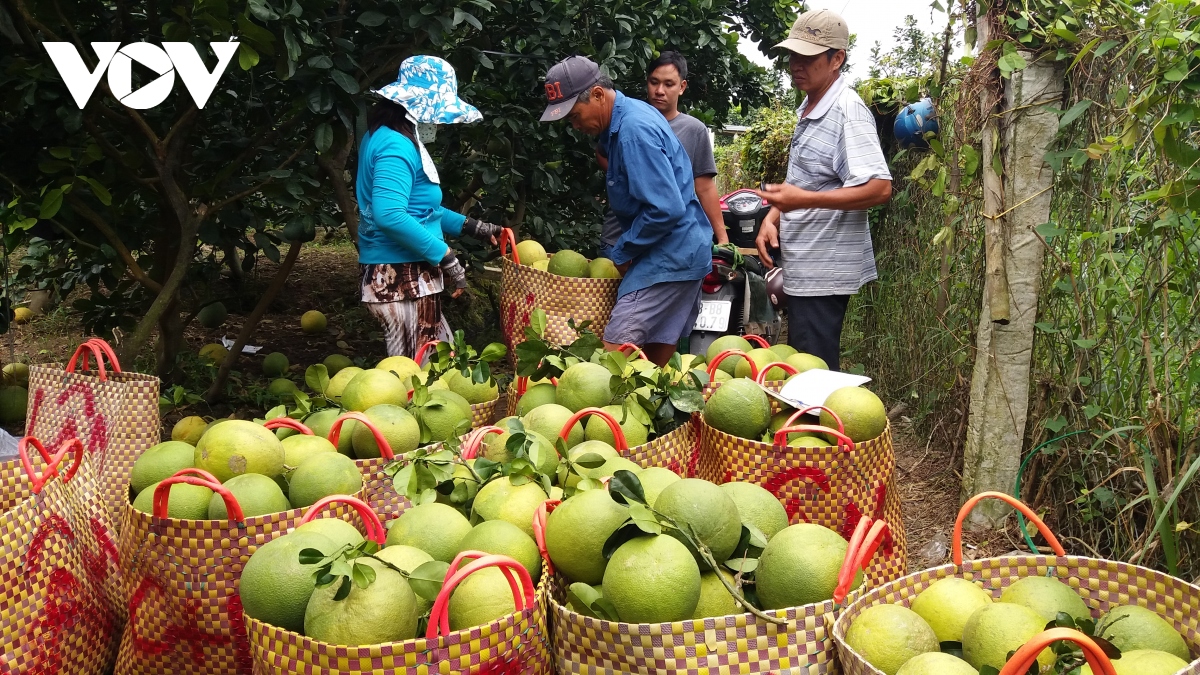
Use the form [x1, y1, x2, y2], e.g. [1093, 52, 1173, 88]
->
[117, 213, 199, 365]
[205, 241, 305, 402]
[67, 195, 164, 293]
[49, 0, 84, 53]
[217, 113, 305, 187]
[82, 117, 159, 189]
[0, 0, 39, 48]
[12, 0, 62, 41]
[316, 151, 359, 243]
[206, 139, 309, 215]
[162, 104, 198, 153]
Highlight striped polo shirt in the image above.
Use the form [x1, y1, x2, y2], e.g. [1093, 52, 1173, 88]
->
[779, 75, 891, 297]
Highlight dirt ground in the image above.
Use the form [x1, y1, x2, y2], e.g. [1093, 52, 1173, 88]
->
[5, 241, 1018, 569]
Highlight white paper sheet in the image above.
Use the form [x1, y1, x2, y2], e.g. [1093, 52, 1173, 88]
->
[769, 369, 873, 409]
[220, 337, 263, 355]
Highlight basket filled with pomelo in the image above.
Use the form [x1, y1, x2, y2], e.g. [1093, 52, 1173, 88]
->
[114, 416, 367, 674]
[411, 335, 509, 429]
[699, 335, 823, 396]
[533, 462, 894, 674]
[694, 377, 906, 585]
[244, 494, 553, 674]
[833, 492, 1200, 675]
[498, 227, 622, 349]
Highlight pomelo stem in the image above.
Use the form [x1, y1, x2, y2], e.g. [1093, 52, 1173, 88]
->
[695, 545, 787, 626]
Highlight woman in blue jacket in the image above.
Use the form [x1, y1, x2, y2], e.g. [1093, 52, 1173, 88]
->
[357, 55, 500, 358]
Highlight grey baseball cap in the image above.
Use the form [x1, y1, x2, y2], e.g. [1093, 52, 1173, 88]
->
[775, 9, 850, 56]
[540, 55, 601, 122]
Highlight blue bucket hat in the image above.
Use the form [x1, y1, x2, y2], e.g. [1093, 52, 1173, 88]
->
[373, 55, 482, 124]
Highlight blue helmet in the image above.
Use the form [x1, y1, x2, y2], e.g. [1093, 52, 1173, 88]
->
[894, 98, 939, 149]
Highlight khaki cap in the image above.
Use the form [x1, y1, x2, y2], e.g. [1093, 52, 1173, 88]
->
[774, 9, 849, 56]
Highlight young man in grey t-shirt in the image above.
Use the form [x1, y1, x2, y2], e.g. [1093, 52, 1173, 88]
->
[599, 51, 727, 256]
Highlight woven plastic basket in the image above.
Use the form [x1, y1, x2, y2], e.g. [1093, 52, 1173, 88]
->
[325, 411, 411, 524]
[412, 340, 508, 429]
[833, 492, 1200, 675]
[498, 228, 620, 350]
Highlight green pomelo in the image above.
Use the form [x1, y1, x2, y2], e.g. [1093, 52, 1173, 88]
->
[375, 545, 436, 614]
[209, 473, 291, 519]
[756, 523, 861, 609]
[434, 460, 481, 507]
[287, 453, 363, 508]
[555, 362, 613, 413]
[585, 404, 649, 448]
[637, 467, 681, 507]
[132, 480, 212, 519]
[588, 257, 621, 279]
[198, 302, 227, 328]
[522, 403, 585, 448]
[999, 575, 1090, 622]
[322, 354, 354, 376]
[325, 366, 364, 401]
[351, 404, 420, 459]
[415, 390, 474, 443]
[692, 569, 738, 619]
[240, 531, 336, 632]
[705, 335, 752, 374]
[304, 557, 417, 645]
[341, 369, 408, 412]
[263, 352, 289, 378]
[456, 520, 542, 583]
[195, 419, 285, 482]
[603, 535, 701, 624]
[472, 477, 547, 538]
[281, 434, 337, 475]
[655, 479, 743, 564]
[0, 386, 27, 423]
[386, 502, 473, 563]
[710, 369, 732, 383]
[515, 239, 548, 265]
[2, 362, 29, 386]
[961, 602, 1056, 672]
[844, 604, 940, 675]
[515, 383, 557, 417]
[304, 408, 355, 456]
[547, 249, 589, 278]
[481, 417, 518, 463]
[1082, 650, 1190, 675]
[786, 353, 828, 374]
[294, 517, 364, 551]
[559, 441, 620, 488]
[268, 378, 298, 402]
[1097, 605, 1189, 661]
[770, 344, 798, 360]
[377, 355, 422, 382]
[522, 430, 562, 476]
[788, 434, 833, 448]
[909, 577, 994, 643]
[821, 386, 887, 443]
[531, 260, 549, 271]
[448, 566, 521, 631]
[441, 369, 499, 405]
[704, 379, 771, 440]
[171, 415, 208, 445]
[199, 343, 229, 362]
[544, 488, 629, 585]
[130, 441, 197, 495]
[719, 481, 789, 541]
[301, 310, 327, 334]
[896, 652, 979, 675]
[408, 560, 450, 606]
[734, 347, 787, 380]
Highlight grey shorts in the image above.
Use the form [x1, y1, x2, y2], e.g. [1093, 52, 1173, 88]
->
[604, 280, 703, 346]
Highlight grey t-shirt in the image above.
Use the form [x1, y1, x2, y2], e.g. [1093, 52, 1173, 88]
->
[601, 112, 716, 248]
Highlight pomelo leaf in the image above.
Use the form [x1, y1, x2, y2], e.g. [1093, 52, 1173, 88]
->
[304, 364, 330, 394]
[724, 557, 757, 573]
[530, 309, 548, 338]
[333, 576, 352, 601]
[298, 548, 326, 565]
[628, 503, 661, 534]
[574, 452, 607, 470]
[602, 521, 645, 559]
[480, 343, 506, 362]
[473, 458, 500, 481]
[744, 524, 768, 550]
[608, 470, 646, 506]
[567, 582, 602, 614]
[352, 561, 376, 589]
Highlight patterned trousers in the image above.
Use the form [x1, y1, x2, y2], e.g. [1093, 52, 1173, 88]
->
[365, 297, 452, 359]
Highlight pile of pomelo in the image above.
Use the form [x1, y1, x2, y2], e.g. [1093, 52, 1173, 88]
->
[0, 362, 28, 425]
[514, 238, 621, 279]
[842, 574, 1192, 675]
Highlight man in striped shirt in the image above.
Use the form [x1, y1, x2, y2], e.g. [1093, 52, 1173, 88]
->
[754, 9, 893, 371]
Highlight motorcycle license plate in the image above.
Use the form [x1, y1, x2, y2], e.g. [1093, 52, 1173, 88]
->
[694, 300, 732, 332]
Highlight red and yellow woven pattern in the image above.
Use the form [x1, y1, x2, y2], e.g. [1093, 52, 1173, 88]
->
[498, 257, 619, 350]
[624, 416, 701, 476]
[470, 395, 506, 429]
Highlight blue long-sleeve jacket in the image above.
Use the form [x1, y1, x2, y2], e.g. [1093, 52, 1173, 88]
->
[600, 92, 712, 297]
[356, 127, 465, 265]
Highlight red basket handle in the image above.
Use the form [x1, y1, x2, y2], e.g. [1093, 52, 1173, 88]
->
[560, 407, 628, 451]
[531, 499, 561, 575]
[19, 437, 84, 493]
[754, 361, 798, 383]
[415, 341, 444, 366]
[514, 376, 529, 397]
[327, 412, 395, 459]
[953, 492, 1064, 564]
[498, 228, 520, 265]
[744, 334, 770, 349]
[154, 469, 241, 521]
[833, 517, 892, 604]
[617, 343, 649, 361]
[463, 425, 505, 459]
[299, 495, 387, 544]
[706, 349, 757, 380]
[263, 418, 314, 435]
[427, 553, 535, 639]
[65, 341, 109, 381]
[783, 405, 845, 435]
[998, 628, 1117, 675]
[773, 425, 853, 452]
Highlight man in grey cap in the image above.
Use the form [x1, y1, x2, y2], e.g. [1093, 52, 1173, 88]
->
[753, 8, 892, 371]
[541, 56, 713, 366]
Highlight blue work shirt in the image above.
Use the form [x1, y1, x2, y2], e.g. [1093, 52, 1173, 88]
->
[356, 126, 465, 266]
[600, 92, 712, 297]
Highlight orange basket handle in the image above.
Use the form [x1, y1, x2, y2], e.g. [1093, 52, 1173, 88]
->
[427, 553, 535, 639]
[65, 341, 108, 381]
[744, 334, 770, 349]
[706, 349, 757, 380]
[19, 437, 84, 493]
[499, 228, 520, 265]
[154, 469, 240, 521]
[327, 412, 395, 459]
[784, 405, 845, 435]
[617, 343, 649, 360]
[833, 517, 892, 604]
[754, 361, 798, 383]
[263, 418, 314, 435]
[299, 495, 387, 544]
[415, 340, 444, 366]
[531, 499, 561, 575]
[998, 628, 1117, 675]
[953, 491, 1064, 564]
[773, 424, 853, 452]
[561, 407, 628, 451]
[463, 425, 505, 459]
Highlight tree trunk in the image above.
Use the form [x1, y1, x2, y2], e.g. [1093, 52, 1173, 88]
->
[156, 298, 184, 381]
[960, 53, 1065, 527]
